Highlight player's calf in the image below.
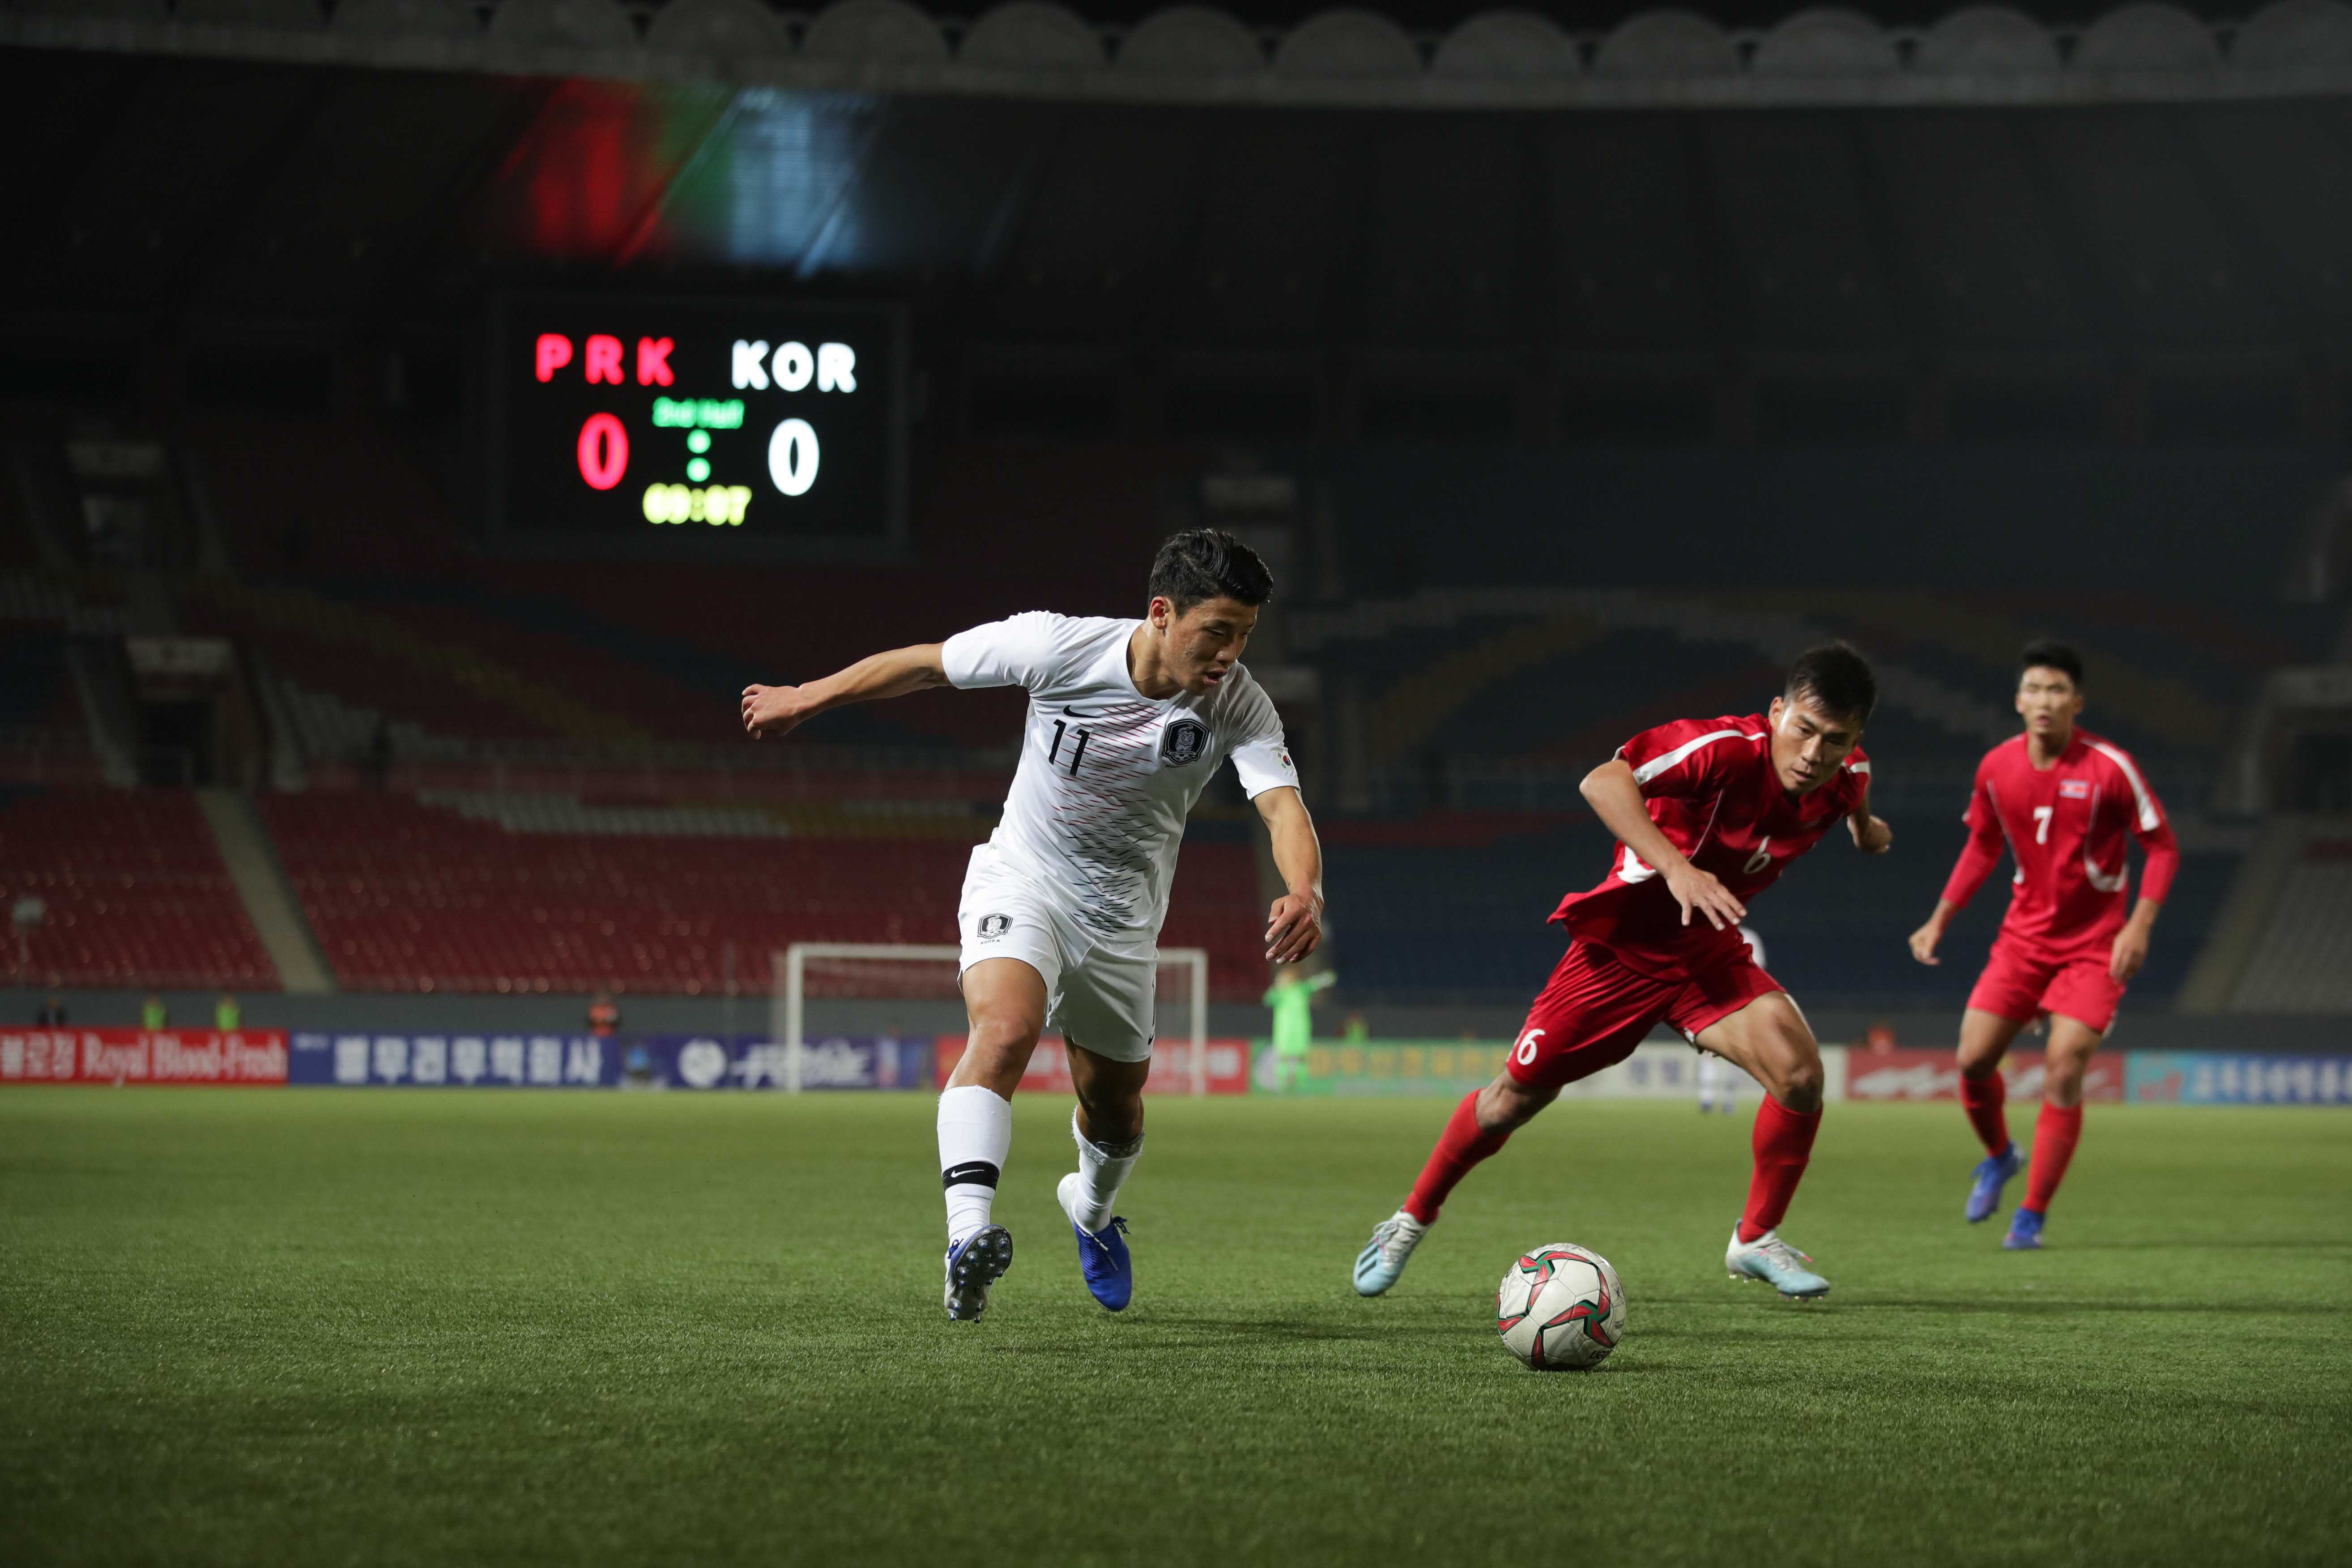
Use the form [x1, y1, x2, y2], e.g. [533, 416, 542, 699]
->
[1695, 997, 1828, 1265]
[1059, 1100, 1143, 1312]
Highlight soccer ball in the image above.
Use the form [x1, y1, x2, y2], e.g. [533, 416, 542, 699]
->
[1496, 1243, 1625, 1370]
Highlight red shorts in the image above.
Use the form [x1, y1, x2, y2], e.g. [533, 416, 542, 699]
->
[1967, 935, 2124, 1035]
[1506, 940, 1785, 1091]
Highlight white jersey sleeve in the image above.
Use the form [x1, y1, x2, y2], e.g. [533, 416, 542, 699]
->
[1224, 674, 1300, 800]
[940, 612, 1093, 692]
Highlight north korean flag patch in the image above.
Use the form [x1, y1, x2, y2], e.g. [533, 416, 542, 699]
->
[2059, 778, 2091, 799]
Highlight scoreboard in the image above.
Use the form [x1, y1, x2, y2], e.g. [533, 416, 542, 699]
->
[489, 298, 905, 547]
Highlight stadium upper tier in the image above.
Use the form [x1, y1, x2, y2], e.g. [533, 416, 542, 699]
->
[0, 787, 276, 990]
[151, 418, 2332, 799]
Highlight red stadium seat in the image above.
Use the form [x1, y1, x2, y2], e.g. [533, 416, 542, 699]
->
[0, 788, 278, 990]
[258, 792, 1265, 1000]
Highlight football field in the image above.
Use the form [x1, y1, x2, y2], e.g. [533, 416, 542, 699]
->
[4, 1089, 2347, 1567]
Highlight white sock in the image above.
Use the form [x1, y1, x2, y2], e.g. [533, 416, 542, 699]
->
[1068, 1108, 1142, 1233]
[1699, 1054, 1720, 1110]
[938, 1085, 1012, 1248]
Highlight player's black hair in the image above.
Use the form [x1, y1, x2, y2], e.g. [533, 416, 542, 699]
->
[2019, 639, 2085, 688]
[1784, 641, 1877, 724]
[1148, 528, 1274, 614]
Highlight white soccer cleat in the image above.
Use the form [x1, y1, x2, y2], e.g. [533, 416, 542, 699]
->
[1725, 1225, 1831, 1300]
[1352, 1208, 1428, 1297]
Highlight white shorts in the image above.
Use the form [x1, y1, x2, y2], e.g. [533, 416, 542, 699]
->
[957, 844, 1157, 1064]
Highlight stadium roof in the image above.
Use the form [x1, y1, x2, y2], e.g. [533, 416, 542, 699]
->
[6, 0, 2352, 111]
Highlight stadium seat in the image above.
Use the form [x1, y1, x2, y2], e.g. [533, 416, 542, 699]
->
[259, 791, 1267, 1000]
[0, 788, 277, 989]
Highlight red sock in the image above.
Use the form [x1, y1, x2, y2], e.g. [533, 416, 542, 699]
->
[1960, 1070, 2010, 1156]
[1402, 1092, 1512, 1223]
[2022, 1102, 2084, 1214]
[1736, 1096, 1822, 1243]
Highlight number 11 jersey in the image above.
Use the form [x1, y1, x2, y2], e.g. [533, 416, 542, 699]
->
[942, 612, 1298, 957]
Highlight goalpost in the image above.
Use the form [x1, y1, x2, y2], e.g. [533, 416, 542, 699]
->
[774, 942, 1212, 1095]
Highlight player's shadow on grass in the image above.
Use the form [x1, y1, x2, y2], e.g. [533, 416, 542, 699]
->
[1122, 1312, 1457, 1345]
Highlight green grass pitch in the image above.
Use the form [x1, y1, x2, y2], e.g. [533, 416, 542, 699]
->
[4, 1090, 2348, 1567]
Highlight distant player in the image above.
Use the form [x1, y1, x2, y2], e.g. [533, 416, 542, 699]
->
[741, 530, 1325, 1321]
[1697, 927, 1766, 1115]
[1352, 645, 1892, 1302]
[1908, 641, 2177, 1250]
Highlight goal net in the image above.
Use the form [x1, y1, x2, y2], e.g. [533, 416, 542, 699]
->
[772, 942, 1212, 1095]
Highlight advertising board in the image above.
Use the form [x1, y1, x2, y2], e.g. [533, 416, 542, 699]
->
[0, 1029, 287, 1085]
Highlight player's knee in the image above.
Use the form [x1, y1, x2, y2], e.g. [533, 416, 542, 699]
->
[962, 1014, 1041, 1074]
[1773, 1056, 1825, 1113]
[1476, 1076, 1549, 1132]
[969, 1014, 1039, 1051]
[2045, 1054, 2089, 1107]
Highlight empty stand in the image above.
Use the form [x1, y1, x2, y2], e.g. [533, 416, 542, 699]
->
[0, 787, 277, 989]
[2229, 838, 2352, 1014]
[185, 421, 1199, 758]
[1322, 805, 2231, 1010]
[259, 790, 1265, 1001]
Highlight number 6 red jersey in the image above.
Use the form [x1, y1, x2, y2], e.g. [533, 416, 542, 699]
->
[1940, 729, 2180, 959]
[1551, 713, 1871, 981]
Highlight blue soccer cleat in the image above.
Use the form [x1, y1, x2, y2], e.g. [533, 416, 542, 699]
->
[1057, 1172, 1133, 1312]
[2004, 1207, 2045, 1250]
[943, 1224, 1014, 1322]
[1352, 1208, 1429, 1297]
[1966, 1142, 2023, 1224]
[1726, 1225, 1831, 1300]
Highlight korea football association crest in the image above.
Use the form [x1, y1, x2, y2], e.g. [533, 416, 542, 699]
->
[1160, 718, 1210, 767]
[977, 913, 1011, 941]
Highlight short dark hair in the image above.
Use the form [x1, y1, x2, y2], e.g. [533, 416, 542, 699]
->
[1148, 528, 1273, 613]
[2019, 639, 2084, 688]
[1785, 641, 1876, 724]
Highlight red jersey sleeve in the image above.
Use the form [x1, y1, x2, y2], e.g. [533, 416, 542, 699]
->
[1940, 755, 2007, 910]
[2090, 739, 2179, 906]
[1615, 715, 1763, 801]
[1839, 746, 1874, 816]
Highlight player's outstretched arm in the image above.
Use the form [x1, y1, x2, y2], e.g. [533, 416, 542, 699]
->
[1913, 774, 2003, 964]
[740, 644, 948, 741]
[1255, 786, 1325, 964]
[1579, 758, 1745, 930]
[2110, 810, 2178, 981]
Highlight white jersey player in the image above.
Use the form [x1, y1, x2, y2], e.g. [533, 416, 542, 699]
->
[741, 530, 1327, 1323]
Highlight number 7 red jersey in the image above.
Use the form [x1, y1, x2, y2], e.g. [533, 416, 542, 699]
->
[1939, 729, 2180, 959]
[1551, 713, 1871, 980]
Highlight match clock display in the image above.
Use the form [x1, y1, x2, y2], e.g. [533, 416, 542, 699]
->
[490, 297, 905, 546]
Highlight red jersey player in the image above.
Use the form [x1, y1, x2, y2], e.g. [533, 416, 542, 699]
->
[1908, 641, 2178, 1251]
[1351, 644, 1892, 1302]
